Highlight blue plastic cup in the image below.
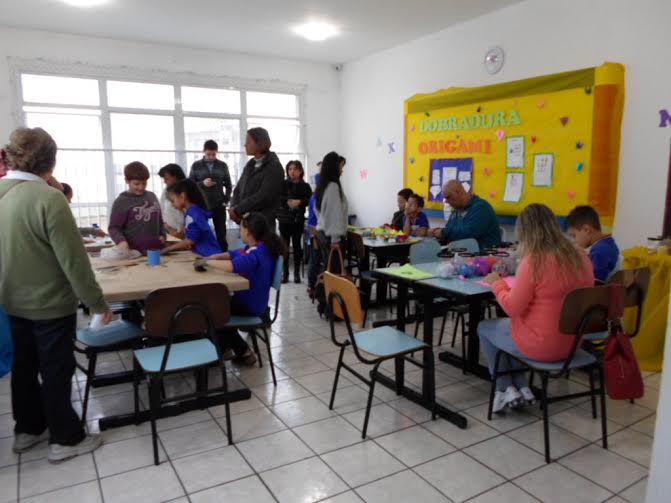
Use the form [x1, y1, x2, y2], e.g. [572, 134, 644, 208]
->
[147, 249, 161, 266]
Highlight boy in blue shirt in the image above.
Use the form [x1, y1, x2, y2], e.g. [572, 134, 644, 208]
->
[206, 213, 284, 365]
[566, 205, 620, 283]
[306, 175, 321, 297]
[402, 193, 430, 237]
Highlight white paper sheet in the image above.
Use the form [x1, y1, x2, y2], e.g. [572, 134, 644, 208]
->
[506, 136, 525, 168]
[532, 154, 553, 187]
[431, 169, 441, 186]
[442, 167, 458, 184]
[503, 173, 524, 202]
[458, 170, 471, 182]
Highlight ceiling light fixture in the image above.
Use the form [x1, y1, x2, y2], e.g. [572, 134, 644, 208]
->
[292, 21, 339, 42]
[61, 0, 110, 7]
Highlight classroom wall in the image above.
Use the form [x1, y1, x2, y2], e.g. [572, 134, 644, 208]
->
[0, 26, 341, 171]
[339, 0, 671, 248]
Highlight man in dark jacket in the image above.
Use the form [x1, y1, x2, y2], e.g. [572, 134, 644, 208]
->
[189, 140, 232, 251]
[229, 128, 285, 228]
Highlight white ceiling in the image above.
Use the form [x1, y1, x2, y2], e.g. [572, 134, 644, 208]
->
[0, 0, 523, 64]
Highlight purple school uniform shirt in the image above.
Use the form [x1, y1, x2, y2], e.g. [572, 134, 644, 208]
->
[108, 190, 165, 255]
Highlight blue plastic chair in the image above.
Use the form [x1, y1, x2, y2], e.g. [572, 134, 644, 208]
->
[448, 238, 480, 254]
[76, 319, 145, 425]
[223, 256, 283, 385]
[482, 285, 616, 463]
[132, 283, 234, 465]
[324, 272, 436, 437]
[409, 239, 441, 265]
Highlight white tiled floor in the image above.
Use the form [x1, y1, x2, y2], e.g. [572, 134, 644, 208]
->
[0, 282, 658, 502]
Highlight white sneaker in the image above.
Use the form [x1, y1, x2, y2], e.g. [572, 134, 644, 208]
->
[48, 434, 102, 463]
[503, 386, 523, 409]
[13, 431, 49, 453]
[492, 391, 508, 414]
[518, 386, 536, 405]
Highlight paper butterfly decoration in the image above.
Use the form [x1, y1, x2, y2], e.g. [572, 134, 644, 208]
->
[567, 191, 575, 199]
[576, 162, 584, 172]
[576, 141, 584, 149]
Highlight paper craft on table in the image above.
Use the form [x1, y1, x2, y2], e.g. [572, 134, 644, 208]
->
[506, 136, 525, 168]
[503, 172, 524, 203]
[532, 153, 553, 187]
[382, 264, 435, 280]
[458, 170, 471, 182]
[442, 167, 458, 183]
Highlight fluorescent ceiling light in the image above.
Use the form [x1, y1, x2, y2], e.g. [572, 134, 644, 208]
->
[61, 0, 110, 7]
[293, 21, 339, 42]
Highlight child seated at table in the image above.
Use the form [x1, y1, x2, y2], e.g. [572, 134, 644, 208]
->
[391, 188, 413, 229]
[402, 193, 430, 237]
[108, 162, 165, 255]
[480, 203, 594, 412]
[160, 179, 221, 257]
[565, 205, 620, 283]
[205, 213, 285, 365]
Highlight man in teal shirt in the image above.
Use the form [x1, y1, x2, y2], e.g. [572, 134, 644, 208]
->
[431, 180, 501, 249]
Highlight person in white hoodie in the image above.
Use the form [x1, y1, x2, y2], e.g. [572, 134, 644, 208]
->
[315, 151, 348, 274]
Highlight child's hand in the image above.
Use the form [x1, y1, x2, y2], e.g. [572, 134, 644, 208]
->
[117, 241, 129, 250]
[483, 272, 501, 285]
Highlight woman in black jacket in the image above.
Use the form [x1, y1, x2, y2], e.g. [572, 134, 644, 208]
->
[277, 160, 312, 283]
[229, 127, 284, 227]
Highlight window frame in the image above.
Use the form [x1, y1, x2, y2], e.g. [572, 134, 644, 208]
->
[10, 59, 307, 226]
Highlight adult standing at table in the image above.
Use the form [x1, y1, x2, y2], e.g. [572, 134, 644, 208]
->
[315, 151, 348, 273]
[431, 180, 501, 250]
[229, 127, 284, 228]
[277, 160, 312, 284]
[0, 127, 112, 462]
[189, 140, 232, 251]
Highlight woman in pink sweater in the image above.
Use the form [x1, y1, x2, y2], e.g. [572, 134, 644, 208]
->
[480, 204, 594, 412]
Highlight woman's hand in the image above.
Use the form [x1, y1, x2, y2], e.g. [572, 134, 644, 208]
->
[431, 228, 443, 238]
[483, 272, 501, 285]
[288, 199, 301, 209]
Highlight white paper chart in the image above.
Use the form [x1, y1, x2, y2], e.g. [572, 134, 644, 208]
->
[532, 153, 553, 187]
[506, 136, 525, 168]
[503, 172, 524, 202]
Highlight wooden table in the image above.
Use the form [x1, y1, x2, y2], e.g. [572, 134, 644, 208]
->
[90, 252, 251, 431]
[84, 239, 115, 253]
[92, 253, 249, 303]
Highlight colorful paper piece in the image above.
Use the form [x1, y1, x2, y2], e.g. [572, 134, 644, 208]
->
[483, 167, 492, 177]
[359, 168, 368, 180]
[425, 111, 431, 117]
[567, 190, 576, 199]
[576, 162, 584, 172]
[533, 153, 553, 187]
[409, 124, 415, 132]
[476, 106, 482, 113]
[531, 136, 537, 143]
[506, 136, 525, 168]
[537, 99, 545, 108]
[376, 137, 383, 148]
[560, 116, 569, 126]
[659, 109, 671, 128]
[496, 129, 506, 141]
[408, 156, 415, 164]
[488, 191, 496, 198]
[383, 264, 435, 280]
[387, 142, 396, 154]
[503, 172, 524, 203]
[576, 140, 584, 149]
[585, 87, 592, 94]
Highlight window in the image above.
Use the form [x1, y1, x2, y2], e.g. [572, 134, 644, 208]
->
[18, 71, 304, 229]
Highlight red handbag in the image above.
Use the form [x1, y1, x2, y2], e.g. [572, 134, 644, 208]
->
[603, 284, 645, 400]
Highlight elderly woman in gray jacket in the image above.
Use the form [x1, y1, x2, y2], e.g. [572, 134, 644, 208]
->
[315, 151, 348, 273]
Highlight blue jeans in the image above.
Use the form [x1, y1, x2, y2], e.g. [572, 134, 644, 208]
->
[478, 318, 528, 392]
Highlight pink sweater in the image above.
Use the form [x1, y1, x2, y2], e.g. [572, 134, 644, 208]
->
[492, 253, 594, 361]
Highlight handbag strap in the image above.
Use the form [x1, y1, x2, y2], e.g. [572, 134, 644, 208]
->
[326, 245, 346, 277]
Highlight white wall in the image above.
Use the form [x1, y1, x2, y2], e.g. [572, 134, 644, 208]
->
[0, 26, 341, 170]
[340, 0, 671, 248]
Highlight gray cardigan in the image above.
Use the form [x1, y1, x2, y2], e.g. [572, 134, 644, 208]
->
[316, 183, 348, 240]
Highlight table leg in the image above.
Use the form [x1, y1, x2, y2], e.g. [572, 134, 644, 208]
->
[375, 256, 389, 305]
[394, 282, 408, 394]
[438, 298, 491, 380]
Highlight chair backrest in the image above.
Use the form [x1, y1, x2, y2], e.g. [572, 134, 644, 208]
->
[608, 267, 650, 336]
[605, 254, 624, 282]
[448, 238, 479, 253]
[144, 283, 231, 338]
[409, 239, 441, 264]
[272, 255, 284, 291]
[347, 231, 366, 260]
[324, 272, 363, 325]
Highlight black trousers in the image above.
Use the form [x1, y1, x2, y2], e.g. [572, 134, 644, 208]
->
[279, 221, 305, 277]
[316, 230, 343, 275]
[211, 204, 228, 252]
[10, 314, 85, 446]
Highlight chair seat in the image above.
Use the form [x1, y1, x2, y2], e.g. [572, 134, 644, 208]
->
[76, 320, 144, 348]
[583, 330, 608, 342]
[225, 315, 264, 328]
[134, 339, 218, 373]
[503, 342, 597, 371]
[354, 326, 428, 358]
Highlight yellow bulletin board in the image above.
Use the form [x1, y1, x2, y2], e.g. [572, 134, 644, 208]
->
[404, 63, 625, 226]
